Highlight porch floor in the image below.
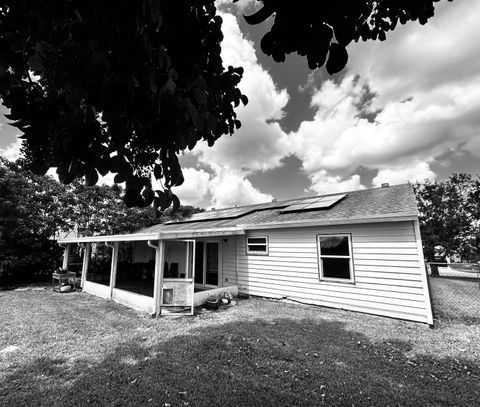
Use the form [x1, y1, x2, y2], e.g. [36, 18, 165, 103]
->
[115, 280, 154, 297]
[114, 280, 220, 298]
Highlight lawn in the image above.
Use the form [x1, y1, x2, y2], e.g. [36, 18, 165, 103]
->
[428, 277, 480, 324]
[1, 288, 479, 406]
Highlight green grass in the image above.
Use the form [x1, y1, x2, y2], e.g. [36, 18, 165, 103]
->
[429, 277, 480, 324]
[1, 288, 479, 406]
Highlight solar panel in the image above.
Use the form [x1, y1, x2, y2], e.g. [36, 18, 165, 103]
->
[167, 205, 259, 224]
[280, 194, 347, 213]
[167, 192, 347, 224]
[303, 194, 346, 210]
[281, 203, 310, 212]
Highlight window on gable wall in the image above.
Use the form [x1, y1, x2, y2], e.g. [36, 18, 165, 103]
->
[317, 234, 354, 282]
[246, 236, 269, 255]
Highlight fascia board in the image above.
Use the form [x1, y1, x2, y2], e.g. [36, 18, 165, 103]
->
[241, 214, 419, 231]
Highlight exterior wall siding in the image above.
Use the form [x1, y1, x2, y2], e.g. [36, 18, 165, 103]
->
[221, 237, 237, 287]
[235, 221, 433, 324]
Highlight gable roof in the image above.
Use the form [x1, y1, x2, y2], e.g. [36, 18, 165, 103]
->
[137, 183, 418, 236]
[57, 184, 419, 244]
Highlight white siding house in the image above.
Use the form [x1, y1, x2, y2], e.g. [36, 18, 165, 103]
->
[58, 184, 433, 324]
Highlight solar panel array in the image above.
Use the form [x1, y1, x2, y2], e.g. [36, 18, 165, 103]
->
[167, 193, 347, 223]
[280, 193, 347, 213]
[167, 207, 251, 223]
[166, 200, 286, 224]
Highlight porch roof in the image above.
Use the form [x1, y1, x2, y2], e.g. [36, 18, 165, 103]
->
[57, 227, 245, 244]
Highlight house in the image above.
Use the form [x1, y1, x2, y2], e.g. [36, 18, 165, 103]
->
[57, 183, 434, 324]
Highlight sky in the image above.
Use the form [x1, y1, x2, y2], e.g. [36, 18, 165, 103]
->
[1, 0, 480, 209]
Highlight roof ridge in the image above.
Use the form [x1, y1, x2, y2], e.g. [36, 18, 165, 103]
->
[138, 183, 417, 232]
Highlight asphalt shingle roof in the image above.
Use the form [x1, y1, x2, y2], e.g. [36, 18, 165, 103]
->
[137, 184, 418, 235]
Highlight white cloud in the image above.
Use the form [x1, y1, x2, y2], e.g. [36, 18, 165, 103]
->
[0, 138, 22, 161]
[288, 1, 480, 190]
[192, 12, 290, 173]
[171, 167, 211, 206]
[372, 161, 436, 187]
[291, 73, 480, 188]
[309, 171, 364, 194]
[463, 136, 480, 157]
[166, 165, 272, 209]
[208, 166, 273, 208]
[173, 10, 289, 208]
[216, 0, 257, 13]
[347, 1, 480, 107]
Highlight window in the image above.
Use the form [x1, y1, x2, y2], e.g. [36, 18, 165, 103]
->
[317, 234, 354, 282]
[246, 236, 269, 255]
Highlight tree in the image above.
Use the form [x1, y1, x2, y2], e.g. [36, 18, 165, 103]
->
[65, 181, 203, 235]
[414, 174, 480, 274]
[0, 157, 204, 284]
[0, 158, 70, 283]
[0, 0, 451, 209]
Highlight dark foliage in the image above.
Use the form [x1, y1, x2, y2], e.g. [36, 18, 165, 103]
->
[414, 173, 480, 263]
[243, 0, 451, 71]
[0, 158, 204, 284]
[0, 159, 65, 283]
[0, 0, 452, 209]
[0, 0, 247, 209]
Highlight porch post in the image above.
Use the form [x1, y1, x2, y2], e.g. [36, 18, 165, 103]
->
[153, 240, 165, 316]
[185, 241, 189, 278]
[62, 243, 71, 270]
[80, 243, 91, 288]
[107, 242, 119, 299]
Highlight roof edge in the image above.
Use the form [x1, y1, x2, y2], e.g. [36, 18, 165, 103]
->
[241, 214, 419, 231]
[57, 227, 246, 243]
[57, 232, 159, 244]
[156, 228, 245, 239]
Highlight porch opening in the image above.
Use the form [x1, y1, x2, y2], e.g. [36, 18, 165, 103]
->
[114, 241, 156, 297]
[161, 240, 195, 313]
[194, 240, 220, 288]
[67, 245, 83, 274]
[86, 243, 111, 286]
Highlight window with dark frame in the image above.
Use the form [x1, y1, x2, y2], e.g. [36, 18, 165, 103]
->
[317, 234, 353, 281]
[246, 236, 269, 255]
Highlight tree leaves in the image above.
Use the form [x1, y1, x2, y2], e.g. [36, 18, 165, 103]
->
[142, 188, 155, 206]
[85, 169, 99, 186]
[244, 3, 275, 25]
[0, 0, 446, 211]
[414, 174, 480, 262]
[244, 1, 447, 73]
[0, 0, 247, 211]
[326, 43, 348, 75]
[171, 193, 180, 213]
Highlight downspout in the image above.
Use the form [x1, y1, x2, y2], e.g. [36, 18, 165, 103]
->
[105, 242, 118, 300]
[78, 242, 88, 288]
[148, 240, 165, 316]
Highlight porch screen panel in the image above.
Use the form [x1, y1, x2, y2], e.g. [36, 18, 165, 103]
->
[114, 241, 155, 297]
[195, 242, 204, 284]
[86, 243, 112, 286]
[206, 242, 219, 286]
